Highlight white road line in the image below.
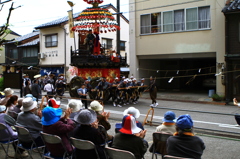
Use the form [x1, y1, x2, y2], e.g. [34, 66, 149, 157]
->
[105, 109, 240, 130]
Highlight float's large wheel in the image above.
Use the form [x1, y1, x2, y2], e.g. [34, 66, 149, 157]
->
[69, 76, 84, 98]
[89, 77, 101, 100]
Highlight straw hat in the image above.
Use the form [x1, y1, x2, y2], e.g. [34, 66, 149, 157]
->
[4, 88, 14, 97]
[89, 100, 103, 112]
[123, 107, 140, 118]
[74, 109, 97, 125]
[21, 98, 37, 112]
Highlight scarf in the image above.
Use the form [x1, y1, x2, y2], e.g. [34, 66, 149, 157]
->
[162, 122, 175, 126]
[173, 132, 194, 136]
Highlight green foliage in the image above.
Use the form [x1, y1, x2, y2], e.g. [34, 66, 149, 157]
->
[211, 94, 225, 101]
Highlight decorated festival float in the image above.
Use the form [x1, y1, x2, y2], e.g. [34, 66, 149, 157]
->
[68, 0, 127, 99]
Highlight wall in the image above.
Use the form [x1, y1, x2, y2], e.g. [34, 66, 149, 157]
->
[130, 0, 226, 95]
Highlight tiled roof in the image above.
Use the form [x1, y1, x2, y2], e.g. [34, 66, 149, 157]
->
[222, 0, 240, 13]
[35, 3, 129, 29]
[8, 31, 39, 43]
[17, 38, 39, 47]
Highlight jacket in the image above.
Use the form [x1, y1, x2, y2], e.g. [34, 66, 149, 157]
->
[112, 133, 148, 159]
[167, 135, 205, 159]
[0, 113, 17, 141]
[77, 88, 88, 98]
[43, 118, 75, 157]
[16, 111, 42, 141]
[72, 125, 106, 159]
[156, 124, 176, 134]
[31, 83, 41, 98]
[97, 112, 111, 131]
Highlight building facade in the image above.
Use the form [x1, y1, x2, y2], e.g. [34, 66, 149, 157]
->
[129, 0, 226, 95]
[35, 4, 129, 81]
[222, 0, 240, 103]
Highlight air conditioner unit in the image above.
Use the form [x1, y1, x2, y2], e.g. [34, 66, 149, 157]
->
[38, 53, 45, 59]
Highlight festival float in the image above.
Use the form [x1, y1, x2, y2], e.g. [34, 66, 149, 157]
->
[69, 0, 127, 99]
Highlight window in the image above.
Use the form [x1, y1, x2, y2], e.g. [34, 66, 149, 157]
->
[23, 47, 38, 57]
[141, 14, 151, 34]
[198, 7, 210, 29]
[163, 11, 173, 32]
[102, 38, 112, 49]
[151, 13, 161, 33]
[11, 49, 18, 59]
[120, 41, 126, 51]
[45, 34, 58, 47]
[174, 10, 185, 31]
[186, 8, 198, 30]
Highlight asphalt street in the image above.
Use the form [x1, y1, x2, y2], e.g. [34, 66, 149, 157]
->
[0, 90, 240, 158]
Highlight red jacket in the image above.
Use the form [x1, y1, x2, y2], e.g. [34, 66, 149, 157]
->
[43, 118, 75, 157]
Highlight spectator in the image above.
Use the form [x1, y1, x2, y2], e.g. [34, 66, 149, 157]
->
[44, 80, 55, 98]
[68, 99, 83, 120]
[115, 107, 144, 132]
[48, 98, 61, 108]
[0, 88, 14, 105]
[5, 95, 18, 119]
[0, 105, 28, 158]
[16, 98, 44, 148]
[167, 114, 205, 159]
[77, 84, 88, 109]
[31, 79, 41, 102]
[156, 111, 176, 134]
[42, 106, 75, 157]
[112, 115, 148, 159]
[73, 109, 106, 159]
[25, 94, 37, 101]
[13, 98, 23, 114]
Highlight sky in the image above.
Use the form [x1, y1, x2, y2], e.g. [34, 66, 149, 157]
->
[0, 0, 129, 35]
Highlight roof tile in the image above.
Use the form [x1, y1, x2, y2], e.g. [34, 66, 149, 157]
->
[222, 0, 240, 13]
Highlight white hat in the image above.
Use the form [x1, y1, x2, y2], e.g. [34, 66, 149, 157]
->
[128, 79, 132, 82]
[89, 100, 103, 112]
[126, 78, 129, 81]
[34, 74, 41, 79]
[60, 104, 69, 118]
[123, 107, 140, 118]
[0, 105, 6, 112]
[21, 98, 37, 112]
[122, 76, 125, 79]
[130, 76, 134, 78]
[133, 78, 137, 81]
[68, 99, 82, 112]
[141, 78, 145, 80]
[4, 88, 14, 96]
[124, 79, 128, 82]
[115, 77, 119, 80]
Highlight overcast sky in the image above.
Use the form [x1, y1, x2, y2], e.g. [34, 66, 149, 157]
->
[0, 0, 129, 35]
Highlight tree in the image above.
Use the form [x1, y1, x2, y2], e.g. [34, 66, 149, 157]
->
[0, 0, 21, 50]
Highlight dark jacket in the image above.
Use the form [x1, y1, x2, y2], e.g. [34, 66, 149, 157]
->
[43, 118, 75, 157]
[112, 133, 148, 159]
[72, 124, 106, 159]
[167, 135, 205, 159]
[31, 83, 41, 99]
[97, 112, 111, 131]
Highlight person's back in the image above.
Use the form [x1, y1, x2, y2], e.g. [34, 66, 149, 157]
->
[156, 111, 176, 134]
[0, 113, 17, 141]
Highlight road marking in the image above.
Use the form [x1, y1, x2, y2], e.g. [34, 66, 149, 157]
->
[106, 109, 240, 130]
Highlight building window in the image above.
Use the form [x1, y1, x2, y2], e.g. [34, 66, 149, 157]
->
[151, 13, 161, 33]
[23, 47, 38, 57]
[198, 6, 211, 29]
[102, 38, 112, 49]
[186, 8, 198, 30]
[174, 9, 185, 31]
[120, 41, 126, 51]
[45, 34, 58, 47]
[163, 11, 173, 32]
[11, 49, 18, 59]
[141, 14, 151, 34]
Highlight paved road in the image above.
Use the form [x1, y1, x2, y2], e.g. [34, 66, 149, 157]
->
[1, 90, 240, 158]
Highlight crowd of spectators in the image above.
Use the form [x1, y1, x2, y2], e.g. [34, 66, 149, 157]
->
[0, 87, 206, 159]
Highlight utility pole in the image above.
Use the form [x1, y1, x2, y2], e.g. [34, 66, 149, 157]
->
[116, 0, 120, 54]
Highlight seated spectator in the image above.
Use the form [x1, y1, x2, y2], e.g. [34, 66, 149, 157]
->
[112, 115, 148, 159]
[167, 114, 205, 159]
[73, 109, 106, 159]
[0, 105, 28, 158]
[48, 98, 60, 108]
[115, 107, 144, 132]
[89, 100, 113, 141]
[16, 98, 44, 148]
[156, 111, 176, 134]
[0, 88, 14, 105]
[5, 95, 18, 119]
[25, 94, 37, 101]
[68, 99, 82, 120]
[13, 98, 23, 114]
[42, 106, 75, 157]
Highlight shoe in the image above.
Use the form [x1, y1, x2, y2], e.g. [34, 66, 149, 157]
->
[135, 101, 138, 104]
[124, 103, 126, 106]
[150, 104, 154, 107]
[133, 102, 136, 104]
[113, 102, 116, 107]
[155, 103, 158, 107]
[16, 151, 29, 158]
[117, 105, 122, 107]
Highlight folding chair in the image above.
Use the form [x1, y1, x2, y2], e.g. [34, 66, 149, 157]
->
[0, 123, 18, 159]
[105, 147, 136, 159]
[70, 137, 100, 159]
[40, 132, 72, 159]
[8, 111, 18, 120]
[98, 125, 112, 146]
[163, 155, 194, 159]
[15, 125, 44, 159]
[150, 132, 172, 159]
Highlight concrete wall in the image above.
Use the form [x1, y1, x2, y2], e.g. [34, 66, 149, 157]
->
[129, 0, 226, 95]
